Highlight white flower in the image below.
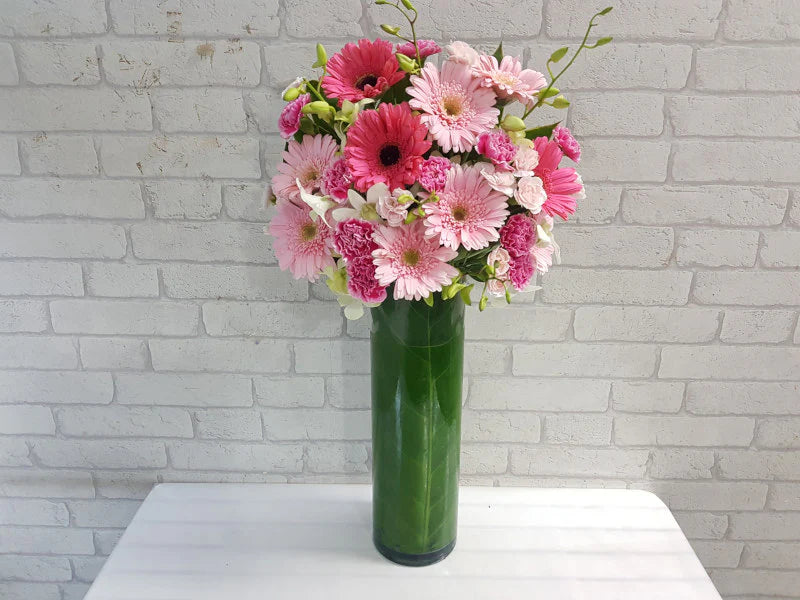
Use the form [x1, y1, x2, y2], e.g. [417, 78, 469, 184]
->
[331, 183, 386, 222]
[376, 188, 411, 227]
[281, 77, 304, 97]
[513, 146, 540, 176]
[574, 172, 586, 200]
[296, 178, 334, 225]
[487, 278, 507, 297]
[445, 41, 479, 66]
[480, 164, 516, 196]
[487, 246, 511, 278]
[514, 175, 547, 214]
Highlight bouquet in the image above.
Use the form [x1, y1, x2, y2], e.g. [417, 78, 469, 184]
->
[268, 1, 613, 319]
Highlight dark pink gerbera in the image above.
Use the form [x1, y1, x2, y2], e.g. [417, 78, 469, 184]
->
[345, 102, 431, 192]
[322, 38, 405, 104]
[396, 39, 442, 59]
[533, 136, 584, 220]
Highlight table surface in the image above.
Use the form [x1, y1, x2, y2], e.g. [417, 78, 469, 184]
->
[85, 484, 722, 600]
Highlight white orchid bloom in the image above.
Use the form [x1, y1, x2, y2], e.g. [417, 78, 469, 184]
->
[296, 178, 335, 225]
[331, 183, 387, 222]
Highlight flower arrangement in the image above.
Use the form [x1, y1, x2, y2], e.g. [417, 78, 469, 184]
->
[268, 1, 613, 318]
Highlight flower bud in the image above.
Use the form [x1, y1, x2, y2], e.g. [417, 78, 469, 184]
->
[380, 24, 400, 35]
[315, 43, 328, 66]
[283, 87, 301, 101]
[551, 95, 570, 109]
[401, 0, 416, 10]
[396, 52, 418, 73]
[500, 115, 526, 132]
[302, 101, 335, 117]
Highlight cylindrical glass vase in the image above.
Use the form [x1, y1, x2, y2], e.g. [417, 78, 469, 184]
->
[370, 292, 464, 567]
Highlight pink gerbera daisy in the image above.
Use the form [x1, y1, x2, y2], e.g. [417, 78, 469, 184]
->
[533, 136, 583, 220]
[269, 201, 335, 281]
[423, 164, 509, 251]
[345, 102, 431, 192]
[373, 220, 459, 301]
[473, 55, 547, 106]
[322, 38, 405, 104]
[397, 39, 442, 59]
[408, 61, 499, 153]
[271, 134, 338, 202]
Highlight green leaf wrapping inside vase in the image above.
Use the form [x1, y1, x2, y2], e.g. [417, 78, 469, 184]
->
[371, 292, 464, 559]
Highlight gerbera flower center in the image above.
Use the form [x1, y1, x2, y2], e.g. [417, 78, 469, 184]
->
[402, 248, 420, 266]
[493, 71, 518, 87]
[442, 95, 463, 117]
[300, 223, 317, 242]
[379, 144, 401, 167]
[355, 74, 379, 90]
[452, 206, 468, 221]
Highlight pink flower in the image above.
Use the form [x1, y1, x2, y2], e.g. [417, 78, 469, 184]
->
[333, 218, 378, 261]
[487, 278, 507, 297]
[345, 102, 431, 192]
[373, 220, 459, 301]
[424, 164, 509, 251]
[477, 130, 517, 170]
[376, 188, 411, 227]
[321, 158, 352, 203]
[487, 246, 511, 279]
[397, 40, 441, 58]
[531, 243, 555, 274]
[508, 253, 534, 291]
[347, 256, 387, 303]
[553, 126, 581, 162]
[514, 175, 547, 213]
[278, 93, 310, 139]
[418, 156, 452, 193]
[408, 61, 499, 153]
[513, 146, 540, 174]
[271, 134, 338, 202]
[500, 213, 537, 258]
[534, 136, 583, 220]
[445, 41, 479, 66]
[473, 55, 546, 106]
[269, 201, 334, 281]
[480, 163, 516, 196]
[322, 38, 405, 104]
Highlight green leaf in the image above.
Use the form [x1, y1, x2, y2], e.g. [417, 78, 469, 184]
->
[525, 121, 561, 140]
[594, 36, 613, 47]
[598, 6, 613, 15]
[492, 41, 504, 62]
[423, 294, 434, 307]
[549, 46, 569, 63]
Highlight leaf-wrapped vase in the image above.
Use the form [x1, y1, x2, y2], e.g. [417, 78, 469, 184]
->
[370, 291, 464, 566]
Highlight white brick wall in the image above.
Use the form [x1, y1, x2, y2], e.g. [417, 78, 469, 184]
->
[0, 1, 798, 599]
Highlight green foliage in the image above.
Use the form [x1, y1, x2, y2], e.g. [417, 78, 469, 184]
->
[492, 41, 504, 62]
[525, 121, 561, 140]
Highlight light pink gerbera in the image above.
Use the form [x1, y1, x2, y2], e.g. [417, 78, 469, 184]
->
[345, 102, 431, 192]
[408, 61, 499, 153]
[424, 164, 509, 251]
[397, 40, 442, 59]
[269, 201, 335, 281]
[373, 220, 459, 301]
[322, 38, 405, 104]
[533, 136, 583, 220]
[473, 55, 546, 106]
[278, 93, 310, 139]
[271, 134, 338, 202]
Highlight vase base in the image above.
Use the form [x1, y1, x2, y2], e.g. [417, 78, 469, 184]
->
[373, 537, 456, 567]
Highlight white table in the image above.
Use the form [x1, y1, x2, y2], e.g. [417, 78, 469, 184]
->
[86, 484, 722, 600]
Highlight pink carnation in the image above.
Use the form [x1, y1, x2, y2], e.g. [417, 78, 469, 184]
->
[418, 156, 452, 192]
[553, 126, 581, 162]
[499, 213, 537, 258]
[397, 40, 442, 59]
[477, 130, 517, 171]
[346, 256, 387, 303]
[333, 218, 378, 261]
[508, 253, 534, 291]
[322, 158, 352, 203]
[278, 93, 310, 139]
